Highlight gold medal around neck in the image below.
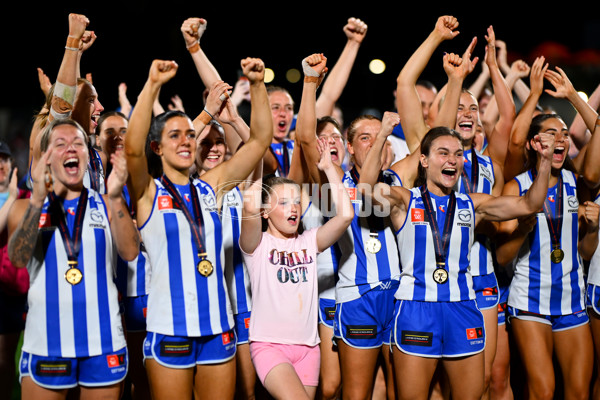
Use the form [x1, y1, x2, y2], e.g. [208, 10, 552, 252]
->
[365, 237, 382, 254]
[65, 267, 83, 285]
[551, 248, 564, 264]
[197, 259, 214, 277]
[433, 268, 448, 284]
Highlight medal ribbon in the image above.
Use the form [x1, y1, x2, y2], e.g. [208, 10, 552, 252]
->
[88, 146, 102, 192]
[48, 189, 89, 266]
[461, 149, 479, 194]
[420, 185, 456, 269]
[531, 169, 563, 252]
[350, 167, 382, 240]
[160, 175, 207, 259]
[270, 140, 290, 177]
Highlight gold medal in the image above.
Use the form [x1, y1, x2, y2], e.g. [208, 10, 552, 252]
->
[197, 258, 214, 277]
[65, 267, 83, 285]
[365, 236, 381, 254]
[550, 248, 564, 263]
[433, 268, 448, 284]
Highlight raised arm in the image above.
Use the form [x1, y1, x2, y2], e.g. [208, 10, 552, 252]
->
[503, 56, 547, 182]
[315, 17, 367, 118]
[580, 120, 600, 187]
[239, 179, 264, 254]
[480, 26, 516, 170]
[202, 58, 273, 195]
[181, 18, 222, 90]
[569, 83, 600, 156]
[315, 139, 354, 251]
[124, 60, 178, 205]
[359, 112, 400, 188]
[496, 40, 531, 106]
[295, 53, 332, 185]
[396, 16, 460, 150]
[474, 132, 554, 223]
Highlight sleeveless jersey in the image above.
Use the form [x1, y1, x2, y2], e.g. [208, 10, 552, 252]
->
[115, 186, 151, 298]
[23, 189, 125, 357]
[222, 187, 252, 315]
[335, 168, 402, 303]
[301, 199, 341, 301]
[140, 178, 233, 337]
[270, 139, 295, 178]
[454, 149, 495, 277]
[395, 187, 476, 302]
[508, 169, 585, 315]
[83, 147, 106, 194]
[587, 193, 600, 286]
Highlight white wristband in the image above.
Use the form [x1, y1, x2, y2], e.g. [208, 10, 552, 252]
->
[302, 58, 320, 77]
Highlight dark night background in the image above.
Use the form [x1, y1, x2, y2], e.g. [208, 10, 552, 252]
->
[2, 3, 600, 179]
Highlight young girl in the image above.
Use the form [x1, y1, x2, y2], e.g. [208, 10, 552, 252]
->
[239, 139, 354, 400]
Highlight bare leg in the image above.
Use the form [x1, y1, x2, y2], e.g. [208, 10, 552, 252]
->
[235, 343, 257, 400]
[21, 376, 68, 400]
[480, 306, 499, 400]
[510, 318, 555, 399]
[0, 332, 21, 400]
[79, 383, 122, 400]
[489, 322, 513, 400]
[193, 357, 237, 400]
[392, 348, 438, 400]
[337, 341, 381, 400]
[590, 312, 600, 399]
[442, 352, 485, 400]
[263, 363, 312, 400]
[126, 331, 151, 400]
[145, 358, 194, 400]
[553, 323, 593, 400]
[317, 324, 341, 400]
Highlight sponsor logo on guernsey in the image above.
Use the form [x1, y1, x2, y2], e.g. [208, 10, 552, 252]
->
[90, 209, 107, 229]
[346, 325, 377, 339]
[36, 360, 72, 377]
[411, 208, 425, 224]
[39, 213, 52, 228]
[222, 331, 235, 351]
[106, 354, 126, 374]
[160, 340, 192, 357]
[158, 195, 173, 210]
[466, 327, 484, 344]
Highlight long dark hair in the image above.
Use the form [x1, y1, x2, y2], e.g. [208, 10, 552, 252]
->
[523, 113, 576, 174]
[414, 126, 464, 188]
[146, 110, 189, 178]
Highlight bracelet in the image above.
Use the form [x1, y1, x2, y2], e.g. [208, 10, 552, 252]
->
[187, 42, 200, 54]
[65, 46, 79, 52]
[198, 109, 213, 125]
[66, 36, 81, 50]
[304, 76, 320, 83]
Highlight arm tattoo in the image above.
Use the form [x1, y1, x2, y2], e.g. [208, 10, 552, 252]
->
[8, 204, 42, 267]
[117, 210, 125, 219]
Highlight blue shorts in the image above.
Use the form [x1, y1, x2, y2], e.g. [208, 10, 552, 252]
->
[333, 280, 399, 349]
[0, 291, 27, 334]
[318, 298, 336, 329]
[143, 331, 236, 368]
[392, 300, 485, 358]
[122, 295, 148, 332]
[587, 284, 600, 316]
[19, 348, 128, 389]
[507, 307, 589, 332]
[472, 272, 499, 311]
[497, 286, 509, 325]
[234, 311, 251, 345]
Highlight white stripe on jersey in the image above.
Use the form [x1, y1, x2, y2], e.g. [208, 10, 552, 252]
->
[508, 169, 585, 315]
[395, 188, 476, 302]
[222, 187, 252, 315]
[587, 193, 600, 285]
[140, 178, 233, 337]
[23, 189, 125, 358]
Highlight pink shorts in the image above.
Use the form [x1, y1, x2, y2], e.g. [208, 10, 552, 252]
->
[249, 341, 320, 387]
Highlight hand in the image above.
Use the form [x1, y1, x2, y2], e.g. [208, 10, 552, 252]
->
[241, 58, 265, 84]
[168, 94, 185, 112]
[68, 13, 89, 40]
[181, 17, 207, 48]
[80, 30, 97, 52]
[37, 68, 52, 97]
[516, 213, 537, 235]
[509, 60, 530, 80]
[302, 53, 328, 87]
[229, 77, 251, 106]
[31, 146, 54, 207]
[495, 39, 510, 72]
[484, 25, 497, 68]
[529, 56, 548, 96]
[216, 97, 240, 125]
[205, 80, 233, 116]
[433, 15, 460, 41]
[344, 17, 368, 44]
[316, 137, 333, 172]
[8, 168, 18, 200]
[380, 111, 400, 138]
[148, 60, 178, 86]
[106, 150, 128, 199]
[533, 131, 556, 162]
[443, 52, 464, 80]
[583, 201, 600, 231]
[459, 36, 479, 78]
[544, 66, 577, 99]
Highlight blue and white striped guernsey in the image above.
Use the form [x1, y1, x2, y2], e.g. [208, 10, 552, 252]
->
[395, 187, 476, 302]
[115, 186, 151, 298]
[23, 189, 125, 358]
[454, 148, 495, 277]
[222, 187, 252, 315]
[508, 169, 585, 315]
[301, 199, 341, 301]
[335, 168, 402, 304]
[140, 178, 233, 337]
